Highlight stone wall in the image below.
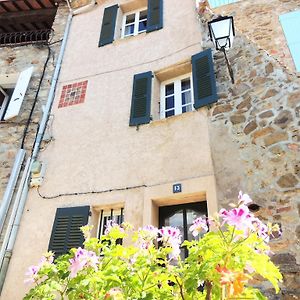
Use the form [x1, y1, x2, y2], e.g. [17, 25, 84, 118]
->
[213, 0, 300, 74]
[0, 4, 69, 230]
[201, 2, 300, 297]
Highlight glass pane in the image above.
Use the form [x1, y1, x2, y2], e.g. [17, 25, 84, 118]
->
[138, 20, 147, 32]
[166, 110, 175, 118]
[165, 95, 174, 110]
[181, 91, 191, 105]
[125, 24, 134, 36]
[186, 210, 205, 241]
[126, 13, 135, 24]
[181, 78, 190, 91]
[139, 10, 147, 20]
[164, 210, 184, 237]
[182, 104, 193, 113]
[165, 83, 174, 96]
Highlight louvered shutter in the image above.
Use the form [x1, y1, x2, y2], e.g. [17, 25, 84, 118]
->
[129, 71, 152, 126]
[98, 5, 118, 47]
[147, 0, 163, 32]
[48, 206, 90, 258]
[4, 66, 33, 120]
[192, 48, 218, 109]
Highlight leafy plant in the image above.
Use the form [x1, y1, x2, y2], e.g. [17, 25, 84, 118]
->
[24, 192, 282, 300]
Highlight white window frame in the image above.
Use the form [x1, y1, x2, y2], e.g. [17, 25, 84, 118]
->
[0, 86, 9, 120]
[97, 208, 124, 238]
[121, 8, 148, 38]
[160, 74, 194, 119]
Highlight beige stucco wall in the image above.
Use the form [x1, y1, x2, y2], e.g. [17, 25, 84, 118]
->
[1, 1, 218, 299]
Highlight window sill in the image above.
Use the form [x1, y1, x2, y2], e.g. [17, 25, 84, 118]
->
[114, 32, 147, 45]
[149, 110, 197, 127]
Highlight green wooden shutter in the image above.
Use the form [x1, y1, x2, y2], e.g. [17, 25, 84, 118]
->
[192, 48, 218, 109]
[48, 206, 90, 257]
[98, 5, 118, 47]
[129, 71, 152, 126]
[147, 0, 163, 32]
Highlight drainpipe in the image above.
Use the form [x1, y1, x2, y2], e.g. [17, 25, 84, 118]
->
[0, 149, 26, 234]
[0, 12, 73, 293]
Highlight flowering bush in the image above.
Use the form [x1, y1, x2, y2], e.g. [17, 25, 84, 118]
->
[24, 192, 282, 300]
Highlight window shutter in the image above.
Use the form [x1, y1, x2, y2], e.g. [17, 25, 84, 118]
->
[98, 5, 118, 47]
[129, 71, 152, 126]
[4, 66, 33, 120]
[147, 0, 163, 32]
[280, 11, 300, 72]
[192, 48, 218, 109]
[48, 206, 90, 258]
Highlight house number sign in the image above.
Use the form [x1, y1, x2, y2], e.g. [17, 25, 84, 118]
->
[173, 183, 182, 193]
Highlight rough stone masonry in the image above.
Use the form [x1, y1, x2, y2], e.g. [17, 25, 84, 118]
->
[202, 0, 300, 298]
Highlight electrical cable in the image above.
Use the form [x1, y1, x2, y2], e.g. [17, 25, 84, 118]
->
[21, 45, 52, 149]
[59, 42, 201, 84]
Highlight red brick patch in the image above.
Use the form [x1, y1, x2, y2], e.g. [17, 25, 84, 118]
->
[58, 80, 88, 108]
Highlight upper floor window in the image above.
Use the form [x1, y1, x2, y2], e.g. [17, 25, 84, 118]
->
[160, 75, 194, 119]
[122, 9, 148, 38]
[207, 0, 238, 8]
[280, 10, 300, 72]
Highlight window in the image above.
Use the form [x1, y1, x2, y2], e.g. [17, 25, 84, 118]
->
[97, 208, 124, 238]
[99, 0, 163, 47]
[0, 87, 10, 120]
[122, 9, 148, 38]
[159, 202, 207, 259]
[280, 10, 300, 72]
[206, 0, 239, 8]
[129, 49, 217, 126]
[160, 75, 194, 119]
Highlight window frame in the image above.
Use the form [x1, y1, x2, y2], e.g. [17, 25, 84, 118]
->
[97, 208, 124, 239]
[0, 86, 9, 120]
[160, 73, 194, 119]
[121, 8, 148, 38]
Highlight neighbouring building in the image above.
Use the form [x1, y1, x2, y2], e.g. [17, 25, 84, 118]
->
[0, 0, 299, 299]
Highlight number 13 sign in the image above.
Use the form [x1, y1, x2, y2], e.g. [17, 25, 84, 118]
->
[173, 183, 182, 193]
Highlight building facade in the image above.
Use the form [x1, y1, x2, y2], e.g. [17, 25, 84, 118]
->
[0, 0, 299, 299]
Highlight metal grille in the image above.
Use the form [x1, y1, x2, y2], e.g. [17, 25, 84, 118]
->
[0, 29, 52, 46]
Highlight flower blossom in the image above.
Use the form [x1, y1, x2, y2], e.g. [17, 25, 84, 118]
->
[69, 247, 99, 278]
[238, 191, 252, 206]
[189, 216, 208, 237]
[219, 205, 254, 232]
[216, 265, 248, 296]
[137, 225, 158, 249]
[104, 220, 125, 235]
[24, 252, 54, 284]
[158, 226, 181, 259]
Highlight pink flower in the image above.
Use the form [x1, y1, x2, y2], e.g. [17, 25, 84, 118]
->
[189, 216, 208, 237]
[24, 265, 40, 284]
[137, 225, 158, 249]
[158, 226, 181, 259]
[219, 205, 253, 232]
[238, 191, 252, 206]
[69, 247, 99, 278]
[104, 220, 124, 235]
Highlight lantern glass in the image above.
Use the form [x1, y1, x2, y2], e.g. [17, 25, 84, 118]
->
[208, 16, 234, 50]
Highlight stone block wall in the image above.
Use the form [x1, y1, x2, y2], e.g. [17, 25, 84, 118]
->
[213, 0, 300, 74]
[0, 4, 69, 226]
[202, 12, 300, 300]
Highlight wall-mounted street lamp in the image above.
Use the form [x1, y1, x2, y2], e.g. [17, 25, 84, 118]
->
[208, 16, 235, 84]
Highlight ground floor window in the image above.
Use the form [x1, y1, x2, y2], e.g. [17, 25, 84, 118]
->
[97, 208, 124, 238]
[159, 201, 207, 259]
